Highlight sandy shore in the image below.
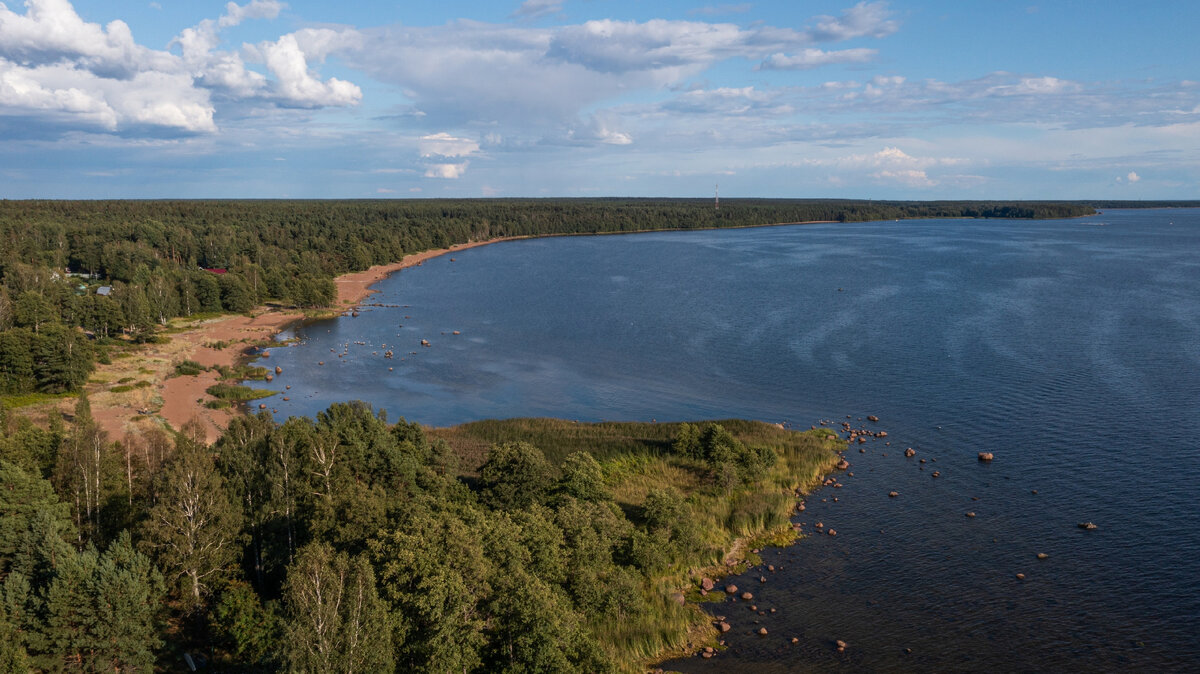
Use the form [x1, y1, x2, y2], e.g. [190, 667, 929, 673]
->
[82, 238, 518, 445]
[81, 222, 824, 444]
[335, 238, 521, 306]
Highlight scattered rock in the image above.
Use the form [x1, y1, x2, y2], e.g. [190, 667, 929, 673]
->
[718, 622, 730, 633]
[701, 577, 714, 591]
[889, 491, 899, 498]
[274, 366, 282, 374]
[1016, 573, 1026, 581]
[1037, 553, 1048, 560]
[767, 565, 775, 572]
[791, 637, 799, 643]
[725, 585, 738, 594]
[966, 512, 976, 518]
[758, 628, 768, 636]
[827, 529, 837, 536]
[1079, 522, 1098, 530]
[741, 592, 753, 601]
[670, 592, 686, 605]
[836, 459, 850, 470]
[836, 639, 848, 652]
[258, 403, 266, 409]
[905, 448, 916, 457]
[868, 415, 879, 422]
[978, 452, 994, 462]
[932, 471, 941, 477]
[759, 576, 766, 583]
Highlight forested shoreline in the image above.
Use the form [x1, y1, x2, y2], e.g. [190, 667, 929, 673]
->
[2, 401, 842, 671]
[0, 198, 1101, 397]
[0, 197, 1170, 671]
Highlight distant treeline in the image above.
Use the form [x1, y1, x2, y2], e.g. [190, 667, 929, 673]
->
[0, 198, 1093, 395]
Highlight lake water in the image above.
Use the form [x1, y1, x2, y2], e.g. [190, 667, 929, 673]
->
[250, 209, 1200, 672]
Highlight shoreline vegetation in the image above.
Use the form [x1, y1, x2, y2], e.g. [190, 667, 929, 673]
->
[1, 199, 1191, 671]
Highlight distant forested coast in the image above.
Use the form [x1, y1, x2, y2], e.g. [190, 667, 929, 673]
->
[0, 197, 1099, 395]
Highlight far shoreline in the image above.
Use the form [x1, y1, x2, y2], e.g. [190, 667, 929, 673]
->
[84, 213, 1087, 443]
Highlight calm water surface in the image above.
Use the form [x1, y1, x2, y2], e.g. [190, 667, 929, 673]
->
[250, 210, 1200, 672]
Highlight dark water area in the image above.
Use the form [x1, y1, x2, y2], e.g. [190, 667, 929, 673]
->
[249, 210, 1200, 672]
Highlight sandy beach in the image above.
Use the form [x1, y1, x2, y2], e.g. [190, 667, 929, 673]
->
[81, 238, 517, 444]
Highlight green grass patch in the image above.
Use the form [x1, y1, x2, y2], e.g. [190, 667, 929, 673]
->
[173, 360, 206, 376]
[1, 391, 79, 409]
[109, 385, 133, 393]
[205, 383, 275, 402]
[204, 400, 232, 410]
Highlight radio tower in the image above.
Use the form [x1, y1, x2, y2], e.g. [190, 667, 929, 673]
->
[715, 184, 719, 211]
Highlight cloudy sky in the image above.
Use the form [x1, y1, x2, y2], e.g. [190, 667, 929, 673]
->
[2, 0, 1197, 198]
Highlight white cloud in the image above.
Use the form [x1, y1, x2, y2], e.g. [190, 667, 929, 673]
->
[255, 32, 362, 107]
[988, 75, 1078, 96]
[424, 162, 469, 179]
[511, 0, 562, 19]
[871, 168, 934, 187]
[419, 132, 480, 158]
[807, 1, 899, 42]
[0, 0, 361, 136]
[1127, 171, 1140, 182]
[757, 48, 877, 71]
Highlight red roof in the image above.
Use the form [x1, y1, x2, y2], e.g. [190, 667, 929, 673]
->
[204, 268, 227, 274]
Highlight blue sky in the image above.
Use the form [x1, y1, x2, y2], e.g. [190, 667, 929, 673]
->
[1, 0, 1197, 199]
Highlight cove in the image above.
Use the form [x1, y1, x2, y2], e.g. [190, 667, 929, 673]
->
[250, 210, 1200, 671]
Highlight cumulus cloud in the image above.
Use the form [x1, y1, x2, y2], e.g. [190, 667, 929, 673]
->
[1127, 171, 1140, 182]
[424, 162, 470, 179]
[757, 48, 877, 70]
[0, 0, 361, 135]
[349, 8, 901, 136]
[419, 132, 480, 158]
[254, 32, 362, 107]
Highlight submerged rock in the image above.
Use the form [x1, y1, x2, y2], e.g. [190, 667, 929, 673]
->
[978, 452, 994, 462]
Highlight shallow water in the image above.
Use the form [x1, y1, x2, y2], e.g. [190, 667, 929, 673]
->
[250, 209, 1200, 671]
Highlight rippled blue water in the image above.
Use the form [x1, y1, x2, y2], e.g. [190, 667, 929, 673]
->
[251, 209, 1200, 671]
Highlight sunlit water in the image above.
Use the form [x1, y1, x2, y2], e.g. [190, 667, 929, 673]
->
[249, 210, 1200, 671]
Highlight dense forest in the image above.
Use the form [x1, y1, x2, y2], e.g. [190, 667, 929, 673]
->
[1, 397, 841, 671]
[0, 198, 1098, 396]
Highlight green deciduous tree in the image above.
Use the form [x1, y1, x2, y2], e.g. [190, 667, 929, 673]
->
[140, 425, 243, 610]
[282, 542, 393, 674]
[479, 442, 555, 510]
